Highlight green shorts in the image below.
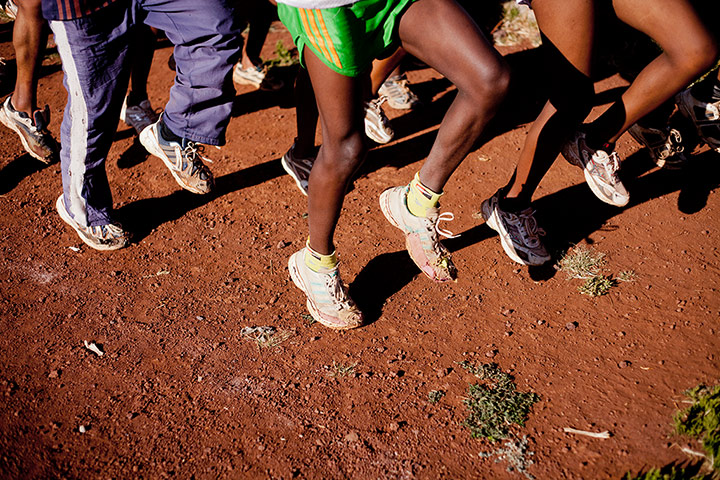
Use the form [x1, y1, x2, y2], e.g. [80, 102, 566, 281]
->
[277, 0, 417, 77]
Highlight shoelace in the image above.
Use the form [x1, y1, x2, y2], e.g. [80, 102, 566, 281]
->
[705, 100, 720, 121]
[593, 150, 621, 184]
[369, 96, 391, 127]
[659, 129, 684, 160]
[322, 271, 353, 309]
[508, 209, 544, 247]
[434, 212, 459, 239]
[386, 79, 413, 100]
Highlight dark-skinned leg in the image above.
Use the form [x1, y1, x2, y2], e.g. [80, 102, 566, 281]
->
[11, 0, 45, 116]
[585, 0, 717, 145]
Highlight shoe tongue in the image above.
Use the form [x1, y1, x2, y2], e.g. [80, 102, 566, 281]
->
[32, 107, 49, 130]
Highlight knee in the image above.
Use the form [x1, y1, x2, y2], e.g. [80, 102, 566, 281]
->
[15, 0, 43, 14]
[321, 133, 367, 180]
[464, 60, 511, 107]
[684, 39, 719, 78]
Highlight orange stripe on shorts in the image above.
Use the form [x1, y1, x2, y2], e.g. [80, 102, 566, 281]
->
[313, 10, 342, 69]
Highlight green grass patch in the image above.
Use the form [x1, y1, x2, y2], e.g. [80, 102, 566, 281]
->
[674, 385, 720, 472]
[558, 245, 606, 279]
[459, 361, 539, 442]
[578, 274, 616, 297]
[428, 390, 445, 404]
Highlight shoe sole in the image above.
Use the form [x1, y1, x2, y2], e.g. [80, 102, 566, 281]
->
[0, 107, 52, 164]
[364, 121, 393, 144]
[287, 254, 359, 331]
[55, 196, 126, 251]
[281, 153, 308, 196]
[139, 125, 210, 195]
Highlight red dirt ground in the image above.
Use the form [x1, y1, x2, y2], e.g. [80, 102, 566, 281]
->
[0, 21, 719, 479]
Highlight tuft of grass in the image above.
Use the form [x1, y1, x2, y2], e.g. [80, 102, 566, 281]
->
[578, 275, 616, 297]
[301, 313, 316, 325]
[623, 465, 710, 480]
[492, 1, 541, 48]
[265, 40, 298, 68]
[674, 384, 720, 472]
[618, 270, 638, 282]
[480, 435, 536, 480]
[328, 361, 357, 379]
[557, 245, 606, 279]
[240, 326, 292, 349]
[459, 361, 539, 442]
[428, 390, 445, 404]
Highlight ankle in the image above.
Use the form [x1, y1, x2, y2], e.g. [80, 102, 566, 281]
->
[126, 90, 148, 106]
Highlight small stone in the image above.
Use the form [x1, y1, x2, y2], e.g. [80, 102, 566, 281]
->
[344, 432, 359, 442]
[565, 322, 578, 330]
[485, 350, 497, 358]
[196, 316, 205, 321]
[618, 360, 631, 369]
[48, 370, 59, 379]
[277, 241, 289, 249]
[388, 422, 400, 432]
[502, 309, 513, 316]
[78, 425, 87, 433]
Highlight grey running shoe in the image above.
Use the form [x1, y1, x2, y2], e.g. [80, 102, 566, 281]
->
[481, 191, 550, 266]
[1, 0, 17, 20]
[56, 195, 129, 251]
[561, 131, 629, 207]
[676, 88, 720, 152]
[364, 96, 394, 144]
[288, 249, 363, 330]
[628, 123, 687, 170]
[0, 96, 58, 163]
[120, 97, 160, 135]
[378, 74, 420, 110]
[232, 63, 284, 91]
[379, 185, 457, 282]
[281, 143, 315, 196]
[139, 119, 214, 194]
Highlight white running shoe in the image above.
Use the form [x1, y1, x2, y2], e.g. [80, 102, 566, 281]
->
[379, 185, 457, 282]
[481, 191, 550, 266]
[56, 195, 129, 251]
[627, 123, 687, 170]
[676, 88, 720, 153]
[561, 131, 629, 207]
[378, 74, 419, 110]
[232, 63, 284, 91]
[120, 98, 160, 135]
[364, 96, 394, 144]
[288, 249, 364, 330]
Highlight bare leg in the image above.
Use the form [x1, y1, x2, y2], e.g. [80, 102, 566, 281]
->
[399, 0, 509, 193]
[293, 67, 319, 158]
[370, 48, 407, 96]
[127, 25, 156, 105]
[11, 0, 46, 116]
[304, 50, 367, 255]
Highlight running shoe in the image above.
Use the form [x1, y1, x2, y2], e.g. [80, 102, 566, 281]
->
[281, 143, 315, 196]
[379, 185, 457, 282]
[56, 195, 130, 251]
[232, 63, 284, 91]
[628, 123, 687, 169]
[120, 97, 160, 135]
[676, 88, 720, 152]
[1, 0, 17, 20]
[288, 249, 364, 330]
[0, 96, 58, 164]
[139, 118, 214, 194]
[378, 74, 420, 110]
[561, 131, 629, 207]
[481, 191, 550, 266]
[364, 96, 394, 144]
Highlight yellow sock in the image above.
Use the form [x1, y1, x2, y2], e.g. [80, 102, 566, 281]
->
[304, 240, 338, 272]
[407, 172, 442, 217]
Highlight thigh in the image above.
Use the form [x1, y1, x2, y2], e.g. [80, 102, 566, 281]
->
[398, 0, 504, 91]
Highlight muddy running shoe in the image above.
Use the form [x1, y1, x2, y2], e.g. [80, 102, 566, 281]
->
[0, 96, 58, 163]
[120, 97, 160, 135]
[281, 143, 315, 196]
[481, 191, 550, 266]
[1, 0, 17, 20]
[379, 185, 457, 282]
[378, 74, 420, 110]
[561, 131, 629, 207]
[140, 119, 214, 194]
[676, 88, 720, 153]
[232, 63, 284, 91]
[288, 249, 363, 330]
[364, 96, 394, 144]
[628, 123, 687, 170]
[56, 195, 129, 251]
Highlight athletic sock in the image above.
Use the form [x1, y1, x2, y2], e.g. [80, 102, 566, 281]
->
[304, 241, 338, 272]
[499, 195, 529, 213]
[406, 172, 442, 218]
[160, 118, 182, 144]
[126, 91, 148, 107]
[584, 132, 615, 153]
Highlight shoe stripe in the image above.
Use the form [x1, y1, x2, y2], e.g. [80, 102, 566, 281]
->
[51, 21, 90, 226]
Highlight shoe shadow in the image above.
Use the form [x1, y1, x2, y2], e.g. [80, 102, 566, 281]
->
[116, 156, 285, 241]
[0, 154, 51, 195]
[116, 136, 150, 170]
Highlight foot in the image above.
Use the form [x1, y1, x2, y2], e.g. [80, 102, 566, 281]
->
[281, 143, 315, 196]
[0, 96, 58, 164]
[232, 63, 284, 91]
[56, 195, 130, 251]
[120, 97, 160, 135]
[676, 88, 720, 153]
[481, 191, 550, 266]
[378, 74, 420, 110]
[561, 131, 629, 207]
[364, 96, 394, 144]
[379, 185, 457, 282]
[627, 123, 687, 170]
[288, 249, 364, 330]
[139, 118, 215, 194]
